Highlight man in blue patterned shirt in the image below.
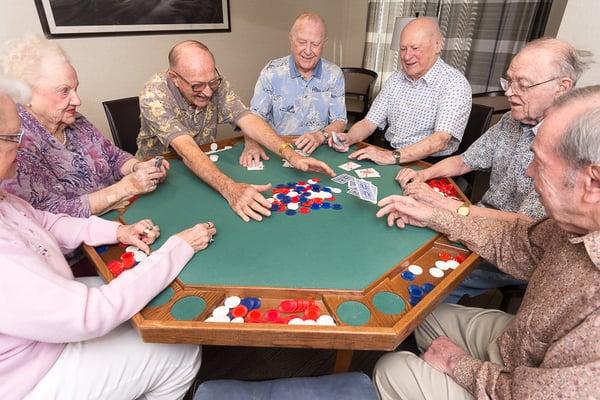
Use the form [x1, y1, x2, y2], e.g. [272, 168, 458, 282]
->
[243, 13, 347, 166]
[330, 17, 471, 166]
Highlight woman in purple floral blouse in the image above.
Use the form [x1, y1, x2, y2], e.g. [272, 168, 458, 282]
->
[1, 35, 168, 217]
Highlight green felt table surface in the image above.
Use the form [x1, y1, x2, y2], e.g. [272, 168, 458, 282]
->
[122, 144, 438, 290]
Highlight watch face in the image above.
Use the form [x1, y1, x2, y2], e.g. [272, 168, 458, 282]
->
[457, 206, 470, 216]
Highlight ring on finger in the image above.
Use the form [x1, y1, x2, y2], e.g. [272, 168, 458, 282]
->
[205, 221, 214, 229]
[209, 236, 215, 243]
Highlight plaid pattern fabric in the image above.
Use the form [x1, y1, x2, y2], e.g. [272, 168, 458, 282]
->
[363, 0, 551, 95]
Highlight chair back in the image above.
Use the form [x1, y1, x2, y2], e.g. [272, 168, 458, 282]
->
[457, 103, 494, 154]
[102, 96, 141, 155]
[342, 67, 378, 118]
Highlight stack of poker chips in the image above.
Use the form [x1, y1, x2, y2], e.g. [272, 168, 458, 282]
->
[268, 178, 344, 216]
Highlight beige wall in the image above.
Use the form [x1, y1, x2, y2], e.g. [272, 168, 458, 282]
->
[0, 0, 367, 139]
[556, 0, 600, 87]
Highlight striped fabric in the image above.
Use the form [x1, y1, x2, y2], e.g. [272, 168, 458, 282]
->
[363, 0, 551, 95]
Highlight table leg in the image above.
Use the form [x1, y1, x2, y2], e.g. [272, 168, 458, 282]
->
[333, 349, 354, 373]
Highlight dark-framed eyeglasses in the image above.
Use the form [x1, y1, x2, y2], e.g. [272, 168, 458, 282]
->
[500, 76, 560, 93]
[0, 128, 24, 144]
[171, 69, 222, 93]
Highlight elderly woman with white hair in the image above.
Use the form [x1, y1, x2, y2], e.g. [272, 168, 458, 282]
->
[0, 78, 214, 399]
[0, 35, 167, 217]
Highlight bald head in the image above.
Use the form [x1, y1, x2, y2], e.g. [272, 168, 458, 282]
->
[399, 17, 443, 80]
[168, 40, 215, 70]
[290, 13, 327, 41]
[401, 17, 443, 45]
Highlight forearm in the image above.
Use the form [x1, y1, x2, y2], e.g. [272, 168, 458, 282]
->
[324, 119, 346, 134]
[420, 156, 472, 181]
[398, 132, 452, 163]
[346, 119, 376, 145]
[88, 181, 133, 215]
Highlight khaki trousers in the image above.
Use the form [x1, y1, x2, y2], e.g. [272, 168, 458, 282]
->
[373, 304, 514, 400]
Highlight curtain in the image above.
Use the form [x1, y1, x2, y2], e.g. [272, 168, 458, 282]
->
[363, 0, 553, 95]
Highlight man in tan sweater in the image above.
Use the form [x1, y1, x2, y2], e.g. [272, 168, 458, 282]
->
[373, 85, 600, 399]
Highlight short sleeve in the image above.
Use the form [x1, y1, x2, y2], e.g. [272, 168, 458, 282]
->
[213, 78, 250, 127]
[366, 74, 396, 129]
[250, 65, 274, 123]
[460, 120, 503, 172]
[328, 67, 347, 123]
[435, 75, 472, 141]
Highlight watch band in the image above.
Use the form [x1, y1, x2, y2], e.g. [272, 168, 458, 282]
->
[392, 149, 402, 165]
[278, 142, 294, 157]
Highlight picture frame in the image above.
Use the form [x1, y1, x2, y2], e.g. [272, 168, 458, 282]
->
[34, 0, 231, 38]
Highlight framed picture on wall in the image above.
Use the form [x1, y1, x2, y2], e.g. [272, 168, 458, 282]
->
[34, 0, 230, 37]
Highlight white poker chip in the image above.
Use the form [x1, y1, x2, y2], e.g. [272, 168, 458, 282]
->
[307, 179, 317, 185]
[231, 317, 245, 323]
[214, 315, 231, 323]
[408, 264, 423, 275]
[329, 187, 342, 194]
[429, 267, 444, 278]
[125, 245, 139, 253]
[287, 202, 299, 210]
[287, 191, 299, 197]
[210, 142, 218, 151]
[212, 305, 230, 318]
[303, 319, 317, 325]
[224, 296, 241, 309]
[288, 317, 304, 325]
[446, 260, 460, 269]
[433, 187, 441, 193]
[435, 260, 449, 270]
[209, 154, 219, 162]
[321, 191, 333, 199]
[316, 315, 336, 326]
[205, 316, 218, 322]
[132, 250, 148, 262]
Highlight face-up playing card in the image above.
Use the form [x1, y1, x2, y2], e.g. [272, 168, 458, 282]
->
[247, 162, 265, 171]
[331, 173, 354, 184]
[338, 161, 361, 171]
[355, 168, 381, 178]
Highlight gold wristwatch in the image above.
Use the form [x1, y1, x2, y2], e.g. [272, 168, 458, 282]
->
[392, 149, 402, 165]
[457, 202, 471, 217]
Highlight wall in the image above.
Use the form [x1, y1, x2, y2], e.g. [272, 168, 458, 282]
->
[0, 0, 368, 139]
[556, 0, 600, 87]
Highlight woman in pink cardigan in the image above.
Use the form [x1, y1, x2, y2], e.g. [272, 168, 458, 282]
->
[0, 82, 215, 399]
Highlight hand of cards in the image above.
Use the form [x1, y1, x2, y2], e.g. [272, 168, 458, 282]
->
[332, 173, 378, 203]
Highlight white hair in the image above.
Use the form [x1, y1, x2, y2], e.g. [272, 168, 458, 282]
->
[2, 34, 70, 89]
[0, 76, 31, 104]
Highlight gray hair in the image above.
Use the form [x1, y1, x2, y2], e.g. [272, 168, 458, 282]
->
[0, 76, 31, 104]
[524, 37, 593, 85]
[554, 85, 600, 170]
[2, 34, 70, 89]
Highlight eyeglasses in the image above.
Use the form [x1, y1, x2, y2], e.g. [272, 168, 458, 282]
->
[0, 128, 24, 144]
[500, 76, 560, 93]
[171, 69, 222, 93]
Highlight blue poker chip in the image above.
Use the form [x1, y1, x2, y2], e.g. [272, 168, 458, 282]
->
[422, 283, 435, 293]
[95, 245, 109, 254]
[311, 184, 320, 191]
[332, 203, 343, 210]
[310, 203, 321, 210]
[401, 271, 415, 281]
[321, 202, 331, 209]
[285, 210, 297, 216]
[281, 197, 291, 204]
[408, 285, 424, 299]
[295, 186, 305, 192]
[276, 184, 286, 188]
[240, 297, 261, 310]
[303, 190, 312, 197]
[409, 296, 421, 306]
[322, 187, 332, 192]
[271, 204, 280, 211]
[287, 182, 296, 187]
[276, 193, 287, 200]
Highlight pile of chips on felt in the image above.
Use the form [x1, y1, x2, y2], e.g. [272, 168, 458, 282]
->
[205, 296, 336, 326]
[268, 178, 344, 216]
[399, 251, 467, 305]
[426, 179, 460, 200]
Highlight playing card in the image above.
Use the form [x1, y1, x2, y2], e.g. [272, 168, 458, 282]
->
[247, 162, 264, 171]
[331, 173, 353, 184]
[347, 188, 360, 197]
[355, 179, 378, 204]
[282, 160, 292, 168]
[338, 161, 361, 171]
[331, 132, 345, 147]
[355, 168, 381, 178]
[295, 149, 309, 157]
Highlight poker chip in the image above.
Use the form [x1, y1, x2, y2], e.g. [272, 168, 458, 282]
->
[271, 204, 280, 211]
[285, 210, 297, 216]
[320, 202, 331, 209]
[95, 245, 109, 254]
[270, 181, 345, 217]
[224, 296, 241, 308]
[231, 305, 248, 318]
[209, 154, 219, 162]
[429, 267, 444, 278]
[330, 187, 342, 194]
[299, 207, 310, 214]
[310, 203, 321, 210]
[332, 204, 343, 210]
[125, 245, 139, 253]
[240, 297, 261, 310]
[288, 317, 304, 325]
[246, 309, 263, 322]
[265, 309, 280, 321]
[212, 305, 230, 318]
[231, 317, 245, 323]
[455, 254, 467, 263]
[408, 285, 424, 299]
[438, 252, 453, 261]
[316, 315, 336, 326]
[132, 250, 148, 263]
[422, 283, 435, 293]
[303, 319, 317, 325]
[408, 264, 423, 275]
[210, 142, 218, 151]
[120, 252, 136, 269]
[107, 260, 124, 277]
[435, 260, 449, 271]
[401, 270, 415, 281]
[287, 203, 299, 211]
[446, 260, 460, 269]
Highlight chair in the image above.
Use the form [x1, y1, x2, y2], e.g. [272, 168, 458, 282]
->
[102, 96, 141, 155]
[342, 67, 378, 123]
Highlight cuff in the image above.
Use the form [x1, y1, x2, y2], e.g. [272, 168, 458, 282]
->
[452, 355, 481, 394]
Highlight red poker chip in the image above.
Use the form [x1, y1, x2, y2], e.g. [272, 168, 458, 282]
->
[312, 177, 321, 183]
[246, 309, 263, 322]
[291, 196, 299, 203]
[120, 252, 136, 269]
[304, 305, 320, 320]
[328, 196, 336, 202]
[231, 305, 248, 318]
[455, 254, 466, 263]
[278, 205, 286, 212]
[299, 207, 310, 214]
[107, 260, 124, 277]
[297, 181, 307, 185]
[279, 299, 297, 313]
[265, 309, 280, 321]
[438, 252, 452, 261]
[313, 198, 323, 204]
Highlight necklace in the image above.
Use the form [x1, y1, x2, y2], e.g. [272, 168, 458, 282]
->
[56, 130, 67, 145]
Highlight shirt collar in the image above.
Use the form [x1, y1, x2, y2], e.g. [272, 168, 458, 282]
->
[569, 230, 600, 267]
[520, 120, 543, 136]
[288, 55, 323, 79]
[166, 72, 191, 110]
[401, 57, 442, 85]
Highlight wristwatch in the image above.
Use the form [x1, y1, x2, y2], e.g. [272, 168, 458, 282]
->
[392, 149, 402, 165]
[457, 202, 471, 217]
[320, 130, 330, 141]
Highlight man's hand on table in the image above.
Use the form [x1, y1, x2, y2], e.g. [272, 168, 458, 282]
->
[376, 195, 433, 228]
[421, 336, 467, 376]
[287, 152, 336, 177]
[223, 181, 273, 222]
[294, 131, 326, 155]
[403, 181, 460, 210]
[116, 219, 160, 254]
[348, 145, 395, 165]
[396, 168, 427, 188]
[240, 139, 269, 167]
